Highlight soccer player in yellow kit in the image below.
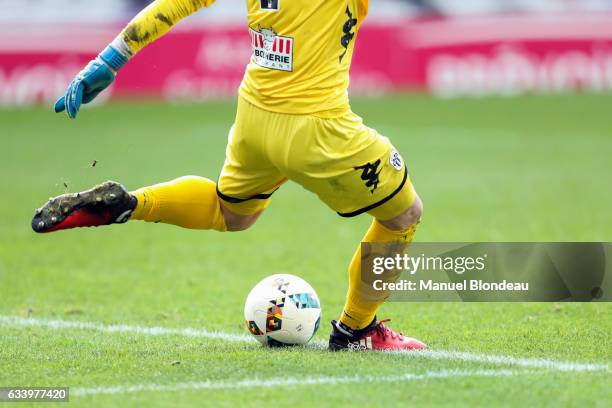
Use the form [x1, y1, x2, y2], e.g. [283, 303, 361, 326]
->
[33, 0, 426, 351]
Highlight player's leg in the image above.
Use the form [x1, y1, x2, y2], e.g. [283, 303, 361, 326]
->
[221, 205, 263, 232]
[339, 188, 423, 329]
[130, 175, 272, 232]
[129, 176, 227, 231]
[32, 98, 283, 234]
[274, 111, 426, 350]
[330, 189, 426, 351]
[377, 192, 423, 232]
[31, 176, 268, 233]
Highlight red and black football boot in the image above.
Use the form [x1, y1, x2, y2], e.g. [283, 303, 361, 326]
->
[328, 318, 427, 351]
[32, 181, 136, 233]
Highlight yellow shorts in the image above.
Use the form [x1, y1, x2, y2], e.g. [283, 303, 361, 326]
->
[217, 97, 416, 220]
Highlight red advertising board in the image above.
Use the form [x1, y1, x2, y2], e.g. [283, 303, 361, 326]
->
[1, 14, 611, 106]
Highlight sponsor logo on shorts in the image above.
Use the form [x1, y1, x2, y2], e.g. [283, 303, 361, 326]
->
[390, 149, 404, 171]
[250, 26, 293, 72]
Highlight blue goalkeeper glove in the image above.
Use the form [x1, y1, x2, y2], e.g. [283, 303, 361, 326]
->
[54, 45, 129, 119]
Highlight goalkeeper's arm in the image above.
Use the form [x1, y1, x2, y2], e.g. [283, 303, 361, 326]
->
[55, 0, 215, 118]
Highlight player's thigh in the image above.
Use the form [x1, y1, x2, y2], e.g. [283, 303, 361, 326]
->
[286, 114, 417, 221]
[217, 101, 287, 217]
[217, 157, 286, 216]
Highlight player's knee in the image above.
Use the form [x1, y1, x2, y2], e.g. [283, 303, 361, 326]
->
[221, 205, 262, 232]
[380, 195, 423, 232]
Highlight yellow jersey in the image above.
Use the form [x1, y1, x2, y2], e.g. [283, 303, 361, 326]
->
[240, 0, 369, 116]
[117, 0, 368, 117]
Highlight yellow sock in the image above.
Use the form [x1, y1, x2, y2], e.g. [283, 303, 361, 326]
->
[130, 176, 226, 231]
[340, 219, 418, 329]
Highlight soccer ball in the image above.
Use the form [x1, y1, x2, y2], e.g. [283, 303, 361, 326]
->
[244, 274, 321, 346]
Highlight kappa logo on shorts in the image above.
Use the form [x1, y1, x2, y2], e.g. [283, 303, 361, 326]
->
[390, 149, 404, 171]
[355, 159, 382, 193]
[249, 26, 294, 72]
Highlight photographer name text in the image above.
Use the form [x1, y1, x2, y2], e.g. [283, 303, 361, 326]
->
[373, 279, 529, 292]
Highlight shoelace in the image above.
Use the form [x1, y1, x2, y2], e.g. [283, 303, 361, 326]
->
[374, 319, 405, 341]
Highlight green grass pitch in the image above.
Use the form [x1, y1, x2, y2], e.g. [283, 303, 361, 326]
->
[0, 94, 611, 407]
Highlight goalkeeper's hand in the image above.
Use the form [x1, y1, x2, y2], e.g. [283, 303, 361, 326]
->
[54, 45, 129, 119]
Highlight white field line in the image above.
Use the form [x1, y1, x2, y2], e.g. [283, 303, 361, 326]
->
[71, 369, 519, 396]
[1, 315, 608, 373]
[0, 315, 250, 342]
[388, 349, 609, 373]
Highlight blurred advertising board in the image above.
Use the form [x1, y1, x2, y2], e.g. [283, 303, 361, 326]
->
[1, 14, 611, 106]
